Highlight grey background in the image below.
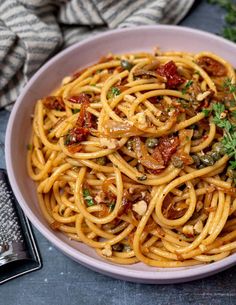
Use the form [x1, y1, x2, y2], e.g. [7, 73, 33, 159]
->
[1, 1, 236, 304]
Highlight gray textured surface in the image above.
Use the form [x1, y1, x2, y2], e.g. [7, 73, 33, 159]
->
[1, 1, 236, 304]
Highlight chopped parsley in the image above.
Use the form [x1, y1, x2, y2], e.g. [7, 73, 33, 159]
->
[182, 80, 193, 94]
[64, 133, 72, 145]
[212, 102, 236, 169]
[208, 0, 236, 42]
[83, 189, 94, 206]
[224, 78, 236, 100]
[108, 201, 116, 212]
[107, 87, 121, 99]
[202, 108, 212, 117]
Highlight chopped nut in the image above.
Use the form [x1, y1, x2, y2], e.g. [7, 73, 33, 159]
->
[132, 200, 147, 216]
[182, 225, 194, 237]
[100, 137, 119, 149]
[124, 94, 136, 103]
[154, 108, 162, 116]
[220, 111, 227, 119]
[196, 91, 211, 101]
[168, 108, 176, 116]
[141, 191, 146, 199]
[101, 244, 112, 257]
[133, 111, 148, 128]
[128, 187, 135, 194]
[194, 220, 203, 234]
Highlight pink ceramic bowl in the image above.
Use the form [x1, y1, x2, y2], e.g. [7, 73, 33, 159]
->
[5, 25, 236, 284]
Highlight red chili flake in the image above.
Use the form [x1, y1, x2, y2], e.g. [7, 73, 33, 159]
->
[197, 57, 227, 77]
[42, 96, 65, 111]
[157, 61, 184, 89]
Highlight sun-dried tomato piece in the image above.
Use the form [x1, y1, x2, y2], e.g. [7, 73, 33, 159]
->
[64, 127, 90, 146]
[152, 136, 179, 166]
[157, 61, 184, 89]
[42, 96, 65, 111]
[73, 127, 90, 141]
[67, 144, 83, 154]
[197, 56, 227, 77]
[159, 136, 179, 164]
[76, 102, 93, 128]
[151, 147, 164, 165]
[68, 93, 90, 104]
[70, 94, 93, 129]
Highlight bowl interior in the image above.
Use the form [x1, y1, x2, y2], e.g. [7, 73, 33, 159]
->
[6, 25, 236, 282]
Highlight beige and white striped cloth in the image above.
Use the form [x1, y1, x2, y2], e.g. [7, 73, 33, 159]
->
[0, 0, 194, 108]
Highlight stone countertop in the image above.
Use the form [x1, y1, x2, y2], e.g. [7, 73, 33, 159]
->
[1, 1, 236, 304]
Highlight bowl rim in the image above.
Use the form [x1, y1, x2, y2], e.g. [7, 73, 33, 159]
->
[5, 24, 236, 283]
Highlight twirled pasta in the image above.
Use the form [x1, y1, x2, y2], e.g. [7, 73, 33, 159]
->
[28, 49, 236, 267]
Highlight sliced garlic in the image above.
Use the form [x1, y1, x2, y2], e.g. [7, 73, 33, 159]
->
[196, 90, 211, 101]
[133, 111, 148, 128]
[132, 200, 147, 216]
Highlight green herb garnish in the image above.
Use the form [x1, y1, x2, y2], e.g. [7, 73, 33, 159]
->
[224, 78, 236, 100]
[108, 201, 116, 212]
[202, 108, 211, 117]
[107, 87, 121, 99]
[83, 189, 94, 206]
[182, 80, 193, 94]
[64, 133, 71, 145]
[212, 103, 236, 168]
[208, 0, 236, 42]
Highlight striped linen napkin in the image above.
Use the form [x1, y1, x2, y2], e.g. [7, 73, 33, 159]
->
[0, 0, 194, 109]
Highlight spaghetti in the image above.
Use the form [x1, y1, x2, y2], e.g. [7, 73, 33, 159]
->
[28, 49, 236, 267]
